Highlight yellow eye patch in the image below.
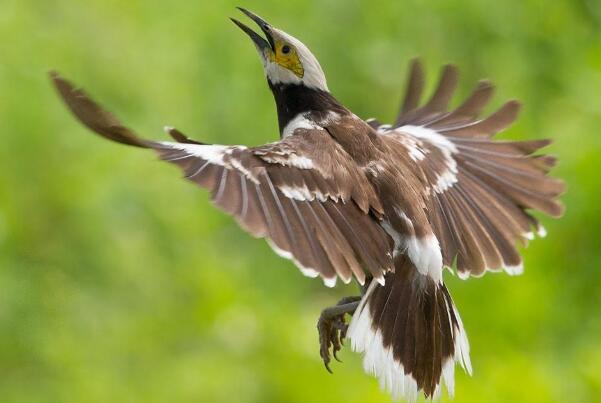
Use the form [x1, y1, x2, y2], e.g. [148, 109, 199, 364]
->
[271, 40, 304, 78]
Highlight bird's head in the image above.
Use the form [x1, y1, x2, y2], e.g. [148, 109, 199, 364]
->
[231, 7, 328, 92]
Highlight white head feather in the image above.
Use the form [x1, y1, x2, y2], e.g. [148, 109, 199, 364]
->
[263, 28, 328, 91]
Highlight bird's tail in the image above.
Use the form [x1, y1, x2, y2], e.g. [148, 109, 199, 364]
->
[347, 255, 471, 402]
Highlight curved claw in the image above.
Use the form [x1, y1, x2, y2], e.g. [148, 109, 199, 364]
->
[324, 360, 333, 374]
[317, 313, 351, 373]
[316, 298, 360, 373]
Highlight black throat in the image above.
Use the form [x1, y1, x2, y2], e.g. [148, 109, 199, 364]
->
[268, 82, 348, 135]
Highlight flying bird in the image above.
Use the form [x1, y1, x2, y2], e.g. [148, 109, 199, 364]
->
[51, 8, 564, 402]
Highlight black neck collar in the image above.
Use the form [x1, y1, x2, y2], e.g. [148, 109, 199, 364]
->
[268, 82, 348, 135]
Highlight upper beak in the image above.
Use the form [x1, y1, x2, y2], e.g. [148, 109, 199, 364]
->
[230, 7, 275, 53]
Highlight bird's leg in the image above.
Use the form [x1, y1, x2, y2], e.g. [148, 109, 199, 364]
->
[317, 295, 361, 373]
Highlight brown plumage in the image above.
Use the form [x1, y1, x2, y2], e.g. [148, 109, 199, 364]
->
[50, 73, 394, 287]
[377, 59, 564, 278]
[50, 10, 563, 402]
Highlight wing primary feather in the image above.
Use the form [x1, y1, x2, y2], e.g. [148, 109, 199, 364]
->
[436, 193, 470, 274]
[444, 189, 487, 275]
[463, 160, 564, 216]
[239, 174, 249, 219]
[289, 200, 317, 252]
[440, 101, 521, 137]
[459, 168, 533, 234]
[304, 201, 353, 283]
[430, 198, 455, 268]
[49, 72, 148, 148]
[314, 202, 366, 283]
[459, 151, 556, 180]
[453, 143, 528, 159]
[449, 80, 494, 118]
[454, 185, 522, 269]
[213, 168, 229, 202]
[254, 182, 274, 235]
[288, 199, 336, 281]
[165, 126, 205, 145]
[185, 160, 211, 179]
[452, 183, 507, 269]
[398, 58, 425, 120]
[429, 80, 494, 129]
[414, 112, 453, 128]
[164, 153, 195, 162]
[263, 173, 297, 247]
[328, 203, 383, 279]
[423, 64, 459, 112]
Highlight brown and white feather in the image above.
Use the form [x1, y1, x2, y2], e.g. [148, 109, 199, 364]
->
[50, 73, 394, 287]
[371, 59, 564, 278]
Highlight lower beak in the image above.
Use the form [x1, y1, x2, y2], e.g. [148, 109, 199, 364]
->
[230, 7, 275, 53]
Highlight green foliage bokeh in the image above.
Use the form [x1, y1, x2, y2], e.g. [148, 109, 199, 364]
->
[1, 0, 600, 402]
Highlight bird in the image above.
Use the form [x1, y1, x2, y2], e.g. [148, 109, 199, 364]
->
[50, 7, 564, 402]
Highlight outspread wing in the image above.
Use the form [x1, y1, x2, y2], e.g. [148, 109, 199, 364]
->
[51, 72, 394, 287]
[372, 60, 564, 279]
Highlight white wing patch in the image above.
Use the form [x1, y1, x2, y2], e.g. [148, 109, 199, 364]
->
[158, 142, 248, 165]
[286, 154, 314, 169]
[158, 141, 261, 182]
[432, 165, 458, 193]
[279, 185, 329, 202]
[399, 125, 459, 195]
[398, 125, 457, 153]
[381, 210, 443, 283]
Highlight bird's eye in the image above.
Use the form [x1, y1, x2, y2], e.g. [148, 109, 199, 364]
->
[281, 45, 291, 54]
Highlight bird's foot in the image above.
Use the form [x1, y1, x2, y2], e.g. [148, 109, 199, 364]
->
[317, 296, 361, 373]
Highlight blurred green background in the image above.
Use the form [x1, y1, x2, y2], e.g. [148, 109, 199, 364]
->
[1, 0, 600, 402]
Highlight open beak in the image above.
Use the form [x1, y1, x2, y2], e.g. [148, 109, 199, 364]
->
[230, 7, 275, 53]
